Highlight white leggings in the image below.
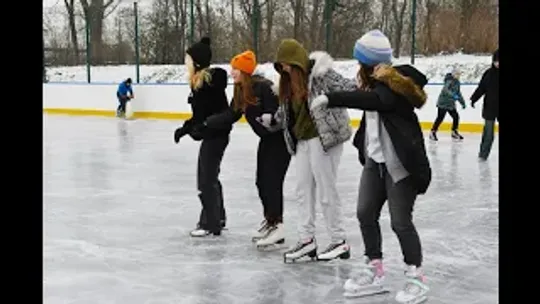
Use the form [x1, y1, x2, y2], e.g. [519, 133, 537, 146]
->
[295, 138, 346, 243]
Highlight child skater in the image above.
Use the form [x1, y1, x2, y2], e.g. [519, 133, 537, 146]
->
[429, 68, 466, 141]
[173, 37, 230, 237]
[116, 78, 134, 118]
[310, 30, 432, 304]
[259, 39, 358, 262]
[204, 50, 291, 250]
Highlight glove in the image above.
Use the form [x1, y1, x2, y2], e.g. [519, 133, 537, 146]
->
[174, 126, 188, 143]
[470, 101, 475, 109]
[189, 123, 206, 141]
[310, 94, 329, 111]
[256, 113, 274, 128]
[461, 103, 466, 109]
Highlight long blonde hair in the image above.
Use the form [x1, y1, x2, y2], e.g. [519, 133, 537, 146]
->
[186, 54, 212, 90]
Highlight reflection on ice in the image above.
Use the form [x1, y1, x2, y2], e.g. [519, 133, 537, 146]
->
[44, 115, 498, 304]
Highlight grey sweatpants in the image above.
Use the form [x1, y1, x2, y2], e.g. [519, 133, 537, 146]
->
[295, 138, 346, 243]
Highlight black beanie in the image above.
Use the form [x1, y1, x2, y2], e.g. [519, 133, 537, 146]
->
[493, 49, 499, 62]
[186, 37, 212, 71]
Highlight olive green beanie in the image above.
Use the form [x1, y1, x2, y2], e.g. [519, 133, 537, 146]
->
[274, 39, 310, 73]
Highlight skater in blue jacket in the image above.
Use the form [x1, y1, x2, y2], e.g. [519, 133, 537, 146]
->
[429, 68, 466, 141]
[117, 78, 134, 117]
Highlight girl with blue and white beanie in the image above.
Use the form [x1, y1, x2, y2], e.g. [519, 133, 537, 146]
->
[311, 29, 431, 303]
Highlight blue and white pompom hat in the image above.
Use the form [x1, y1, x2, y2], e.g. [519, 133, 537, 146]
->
[353, 30, 393, 67]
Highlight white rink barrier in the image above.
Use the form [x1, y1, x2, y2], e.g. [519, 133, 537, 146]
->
[43, 83, 496, 133]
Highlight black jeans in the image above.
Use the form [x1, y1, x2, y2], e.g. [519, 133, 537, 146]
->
[256, 134, 291, 225]
[356, 159, 423, 267]
[117, 94, 129, 113]
[196, 135, 229, 233]
[432, 108, 460, 131]
[479, 119, 497, 159]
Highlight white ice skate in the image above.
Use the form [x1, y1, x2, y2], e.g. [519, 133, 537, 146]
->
[256, 223, 285, 251]
[343, 258, 389, 298]
[251, 220, 270, 242]
[190, 227, 220, 238]
[283, 238, 317, 263]
[395, 265, 429, 304]
[317, 240, 350, 261]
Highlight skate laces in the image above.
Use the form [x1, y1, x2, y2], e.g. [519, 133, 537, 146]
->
[351, 259, 383, 285]
[322, 241, 343, 253]
[402, 267, 427, 294]
[257, 220, 269, 232]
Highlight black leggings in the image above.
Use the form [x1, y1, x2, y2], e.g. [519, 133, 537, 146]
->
[196, 136, 229, 233]
[256, 133, 291, 225]
[432, 108, 459, 132]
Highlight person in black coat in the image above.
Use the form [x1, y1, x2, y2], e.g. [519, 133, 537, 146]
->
[173, 37, 231, 237]
[310, 30, 431, 303]
[471, 49, 499, 160]
[204, 50, 291, 249]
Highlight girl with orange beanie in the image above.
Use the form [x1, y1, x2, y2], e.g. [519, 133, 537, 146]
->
[204, 50, 291, 250]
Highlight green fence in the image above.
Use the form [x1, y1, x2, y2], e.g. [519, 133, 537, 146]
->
[44, 0, 422, 84]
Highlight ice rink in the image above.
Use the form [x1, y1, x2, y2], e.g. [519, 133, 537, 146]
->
[43, 115, 498, 304]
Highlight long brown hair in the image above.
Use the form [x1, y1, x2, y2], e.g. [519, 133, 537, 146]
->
[357, 64, 376, 91]
[278, 65, 308, 103]
[232, 72, 257, 111]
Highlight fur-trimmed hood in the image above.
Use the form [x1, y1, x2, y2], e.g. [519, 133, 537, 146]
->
[372, 64, 428, 109]
[308, 51, 334, 77]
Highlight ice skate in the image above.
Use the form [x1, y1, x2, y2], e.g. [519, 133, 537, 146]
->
[394, 265, 429, 304]
[428, 131, 437, 141]
[116, 109, 125, 118]
[317, 240, 350, 261]
[256, 223, 285, 251]
[283, 238, 317, 263]
[343, 257, 389, 298]
[190, 226, 221, 238]
[251, 220, 270, 242]
[451, 130, 464, 141]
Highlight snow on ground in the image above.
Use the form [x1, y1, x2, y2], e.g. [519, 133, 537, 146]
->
[46, 53, 492, 84]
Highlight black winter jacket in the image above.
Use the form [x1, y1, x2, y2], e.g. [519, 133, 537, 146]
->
[470, 64, 499, 120]
[326, 64, 432, 195]
[205, 75, 280, 138]
[182, 68, 232, 140]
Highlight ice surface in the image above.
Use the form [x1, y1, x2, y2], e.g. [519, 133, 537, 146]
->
[43, 115, 498, 304]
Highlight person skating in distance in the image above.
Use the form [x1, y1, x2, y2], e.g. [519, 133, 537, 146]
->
[429, 67, 466, 141]
[204, 50, 291, 250]
[470, 49, 499, 161]
[309, 30, 432, 304]
[116, 78, 134, 118]
[258, 39, 358, 263]
[173, 37, 230, 237]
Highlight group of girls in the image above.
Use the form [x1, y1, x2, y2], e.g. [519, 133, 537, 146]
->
[173, 30, 432, 304]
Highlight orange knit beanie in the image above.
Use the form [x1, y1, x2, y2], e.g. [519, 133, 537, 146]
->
[230, 50, 257, 75]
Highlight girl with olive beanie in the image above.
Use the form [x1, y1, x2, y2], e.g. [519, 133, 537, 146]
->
[173, 37, 231, 238]
[259, 39, 358, 262]
[310, 30, 431, 303]
[203, 50, 291, 250]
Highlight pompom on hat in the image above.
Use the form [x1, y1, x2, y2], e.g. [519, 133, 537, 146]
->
[353, 30, 393, 67]
[231, 50, 257, 75]
[186, 36, 212, 71]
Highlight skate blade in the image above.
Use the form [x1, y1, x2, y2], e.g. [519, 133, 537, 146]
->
[396, 295, 427, 304]
[256, 243, 286, 252]
[343, 288, 390, 298]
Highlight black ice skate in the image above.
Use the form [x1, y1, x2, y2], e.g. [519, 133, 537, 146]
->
[283, 238, 317, 263]
[451, 130, 464, 141]
[317, 240, 351, 261]
[256, 223, 285, 251]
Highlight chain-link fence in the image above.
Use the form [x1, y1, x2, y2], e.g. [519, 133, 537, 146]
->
[43, 0, 498, 83]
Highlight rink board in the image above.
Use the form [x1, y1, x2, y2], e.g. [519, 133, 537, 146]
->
[43, 83, 498, 133]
